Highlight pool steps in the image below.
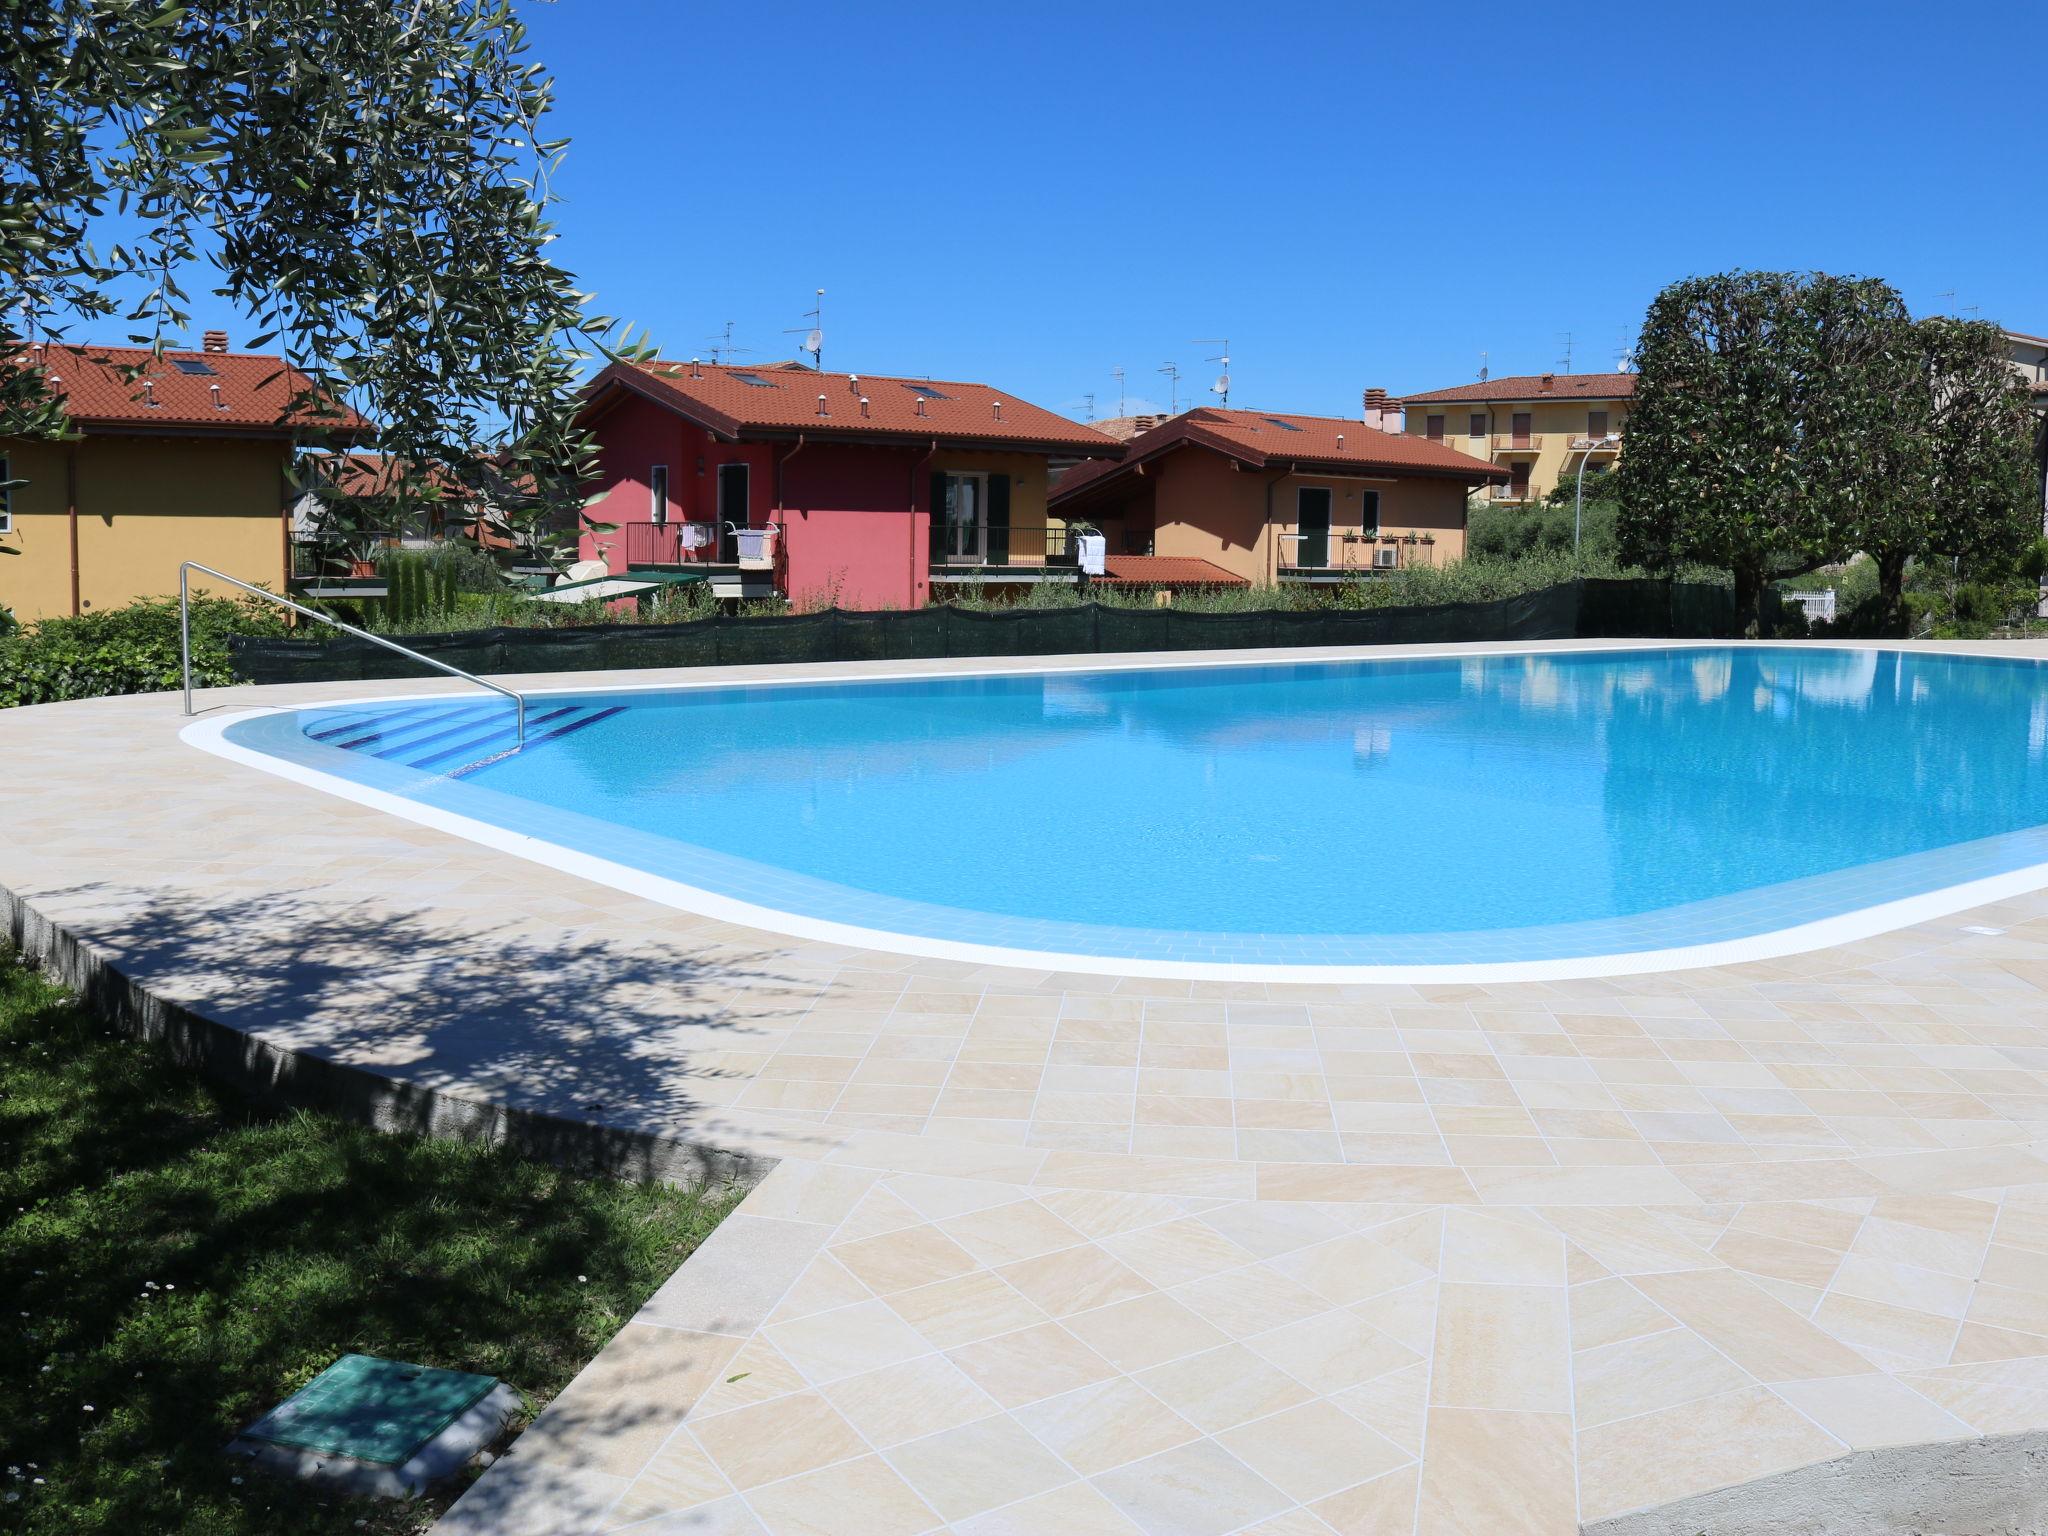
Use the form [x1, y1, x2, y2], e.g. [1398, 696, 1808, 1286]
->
[305, 701, 624, 774]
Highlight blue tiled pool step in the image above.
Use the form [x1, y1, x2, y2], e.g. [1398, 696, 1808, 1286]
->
[306, 701, 624, 773]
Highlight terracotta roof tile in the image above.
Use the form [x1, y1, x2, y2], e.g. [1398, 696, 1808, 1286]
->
[1099, 555, 1248, 585]
[13, 341, 372, 436]
[1163, 408, 1507, 475]
[1398, 372, 1636, 405]
[586, 359, 1120, 455]
[1048, 406, 1504, 511]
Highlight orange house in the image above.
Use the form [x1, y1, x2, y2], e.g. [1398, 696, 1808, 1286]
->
[1048, 407, 1505, 588]
[0, 335, 370, 622]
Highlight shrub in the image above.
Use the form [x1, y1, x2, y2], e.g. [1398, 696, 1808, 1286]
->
[376, 544, 494, 627]
[0, 595, 287, 708]
[1328, 548, 1632, 609]
[1468, 500, 1618, 563]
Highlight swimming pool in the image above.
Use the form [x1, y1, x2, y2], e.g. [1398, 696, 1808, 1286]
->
[195, 646, 2048, 978]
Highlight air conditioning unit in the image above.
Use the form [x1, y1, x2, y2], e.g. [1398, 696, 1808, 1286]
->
[1373, 547, 1399, 569]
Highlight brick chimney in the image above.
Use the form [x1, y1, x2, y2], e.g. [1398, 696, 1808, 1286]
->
[1539, 372, 1555, 393]
[1362, 387, 1402, 434]
[202, 330, 229, 353]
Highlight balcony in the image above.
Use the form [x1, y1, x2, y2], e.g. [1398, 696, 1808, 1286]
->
[1277, 530, 1433, 579]
[1568, 434, 1623, 454]
[930, 525, 1086, 585]
[1490, 434, 1544, 454]
[622, 520, 722, 568]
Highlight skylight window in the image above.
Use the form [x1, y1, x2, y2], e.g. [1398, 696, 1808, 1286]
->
[1263, 416, 1302, 432]
[903, 382, 952, 401]
[172, 358, 218, 376]
[727, 371, 776, 388]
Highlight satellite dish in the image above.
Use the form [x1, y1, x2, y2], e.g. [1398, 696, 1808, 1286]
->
[803, 330, 823, 355]
[1211, 374, 1230, 395]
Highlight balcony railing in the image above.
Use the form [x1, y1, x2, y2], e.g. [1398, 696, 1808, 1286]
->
[622, 520, 721, 567]
[933, 525, 1080, 569]
[1276, 530, 1432, 576]
[1568, 434, 1623, 453]
[1491, 434, 1544, 452]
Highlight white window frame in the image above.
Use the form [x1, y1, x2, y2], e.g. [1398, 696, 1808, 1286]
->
[649, 464, 670, 525]
[941, 471, 989, 563]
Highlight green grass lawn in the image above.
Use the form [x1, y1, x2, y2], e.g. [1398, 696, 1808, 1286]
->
[0, 942, 743, 1535]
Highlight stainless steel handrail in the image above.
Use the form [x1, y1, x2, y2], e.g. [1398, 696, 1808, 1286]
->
[178, 561, 525, 742]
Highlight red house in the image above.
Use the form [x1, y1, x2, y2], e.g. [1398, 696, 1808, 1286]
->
[576, 360, 1120, 609]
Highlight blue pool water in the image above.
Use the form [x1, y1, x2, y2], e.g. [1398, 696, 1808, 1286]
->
[221, 648, 2048, 966]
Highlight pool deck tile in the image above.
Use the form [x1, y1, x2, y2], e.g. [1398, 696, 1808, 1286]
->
[9, 640, 2048, 1534]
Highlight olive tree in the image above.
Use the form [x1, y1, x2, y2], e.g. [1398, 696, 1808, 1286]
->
[0, 0, 646, 563]
[1618, 271, 1839, 630]
[1907, 318, 2040, 624]
[1795, 308, 2037, 635]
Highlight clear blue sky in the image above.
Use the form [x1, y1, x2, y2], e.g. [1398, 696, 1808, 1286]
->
[147, 1, 2048, 424]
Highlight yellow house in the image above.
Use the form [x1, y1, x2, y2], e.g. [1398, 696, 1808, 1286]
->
[1394, 371, 1634, 507]
[0, 336, 369, 624]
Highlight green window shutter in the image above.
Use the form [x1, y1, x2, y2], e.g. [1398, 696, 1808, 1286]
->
[986, 474, 1011, 567]
[929, 472, 948, 562]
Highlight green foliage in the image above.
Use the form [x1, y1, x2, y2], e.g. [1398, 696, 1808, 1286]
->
[0, 596, 286, 708]
[942, 551, 1670, 615]
[938, 579, 1290, 614]
[1914, 321, 2040, 569]
[366, 577, 756, 636]
[0, 942, 739, 1536]
[1621, 272, 2041, 636]
[1327, 548, 1654, 608]
[1468, 499, 1618, 563]
[1, 0, 656, 567]
[1618, 271, 1852, 619]
[374, 545, 499, 627]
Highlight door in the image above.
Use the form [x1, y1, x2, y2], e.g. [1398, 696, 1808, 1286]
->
[1511, 412, 1532, 448]
[939, 473, 987, 562]
[1295, 487, 1331, 569]
[716, 463, 749, 561]
[1587, 409, 1609, 440]
[1509, 460, 1531, 500]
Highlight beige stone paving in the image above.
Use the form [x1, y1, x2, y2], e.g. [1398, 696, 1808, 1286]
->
[6, 642, 2048, 1534]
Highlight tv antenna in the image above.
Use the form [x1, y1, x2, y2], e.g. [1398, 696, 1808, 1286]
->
[705, 321, 754, 365]
[1194, 337, 1230, 407]
[1081, 391, 1096, 422]
[1111, 366, 1126, 416]
[1157, 361, 1182, 414]
[783, 288, 824, 370]
[1558, 331, 1575, 374]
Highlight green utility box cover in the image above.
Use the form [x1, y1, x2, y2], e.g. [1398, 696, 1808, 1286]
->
[240, 1354, 500, 1466]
